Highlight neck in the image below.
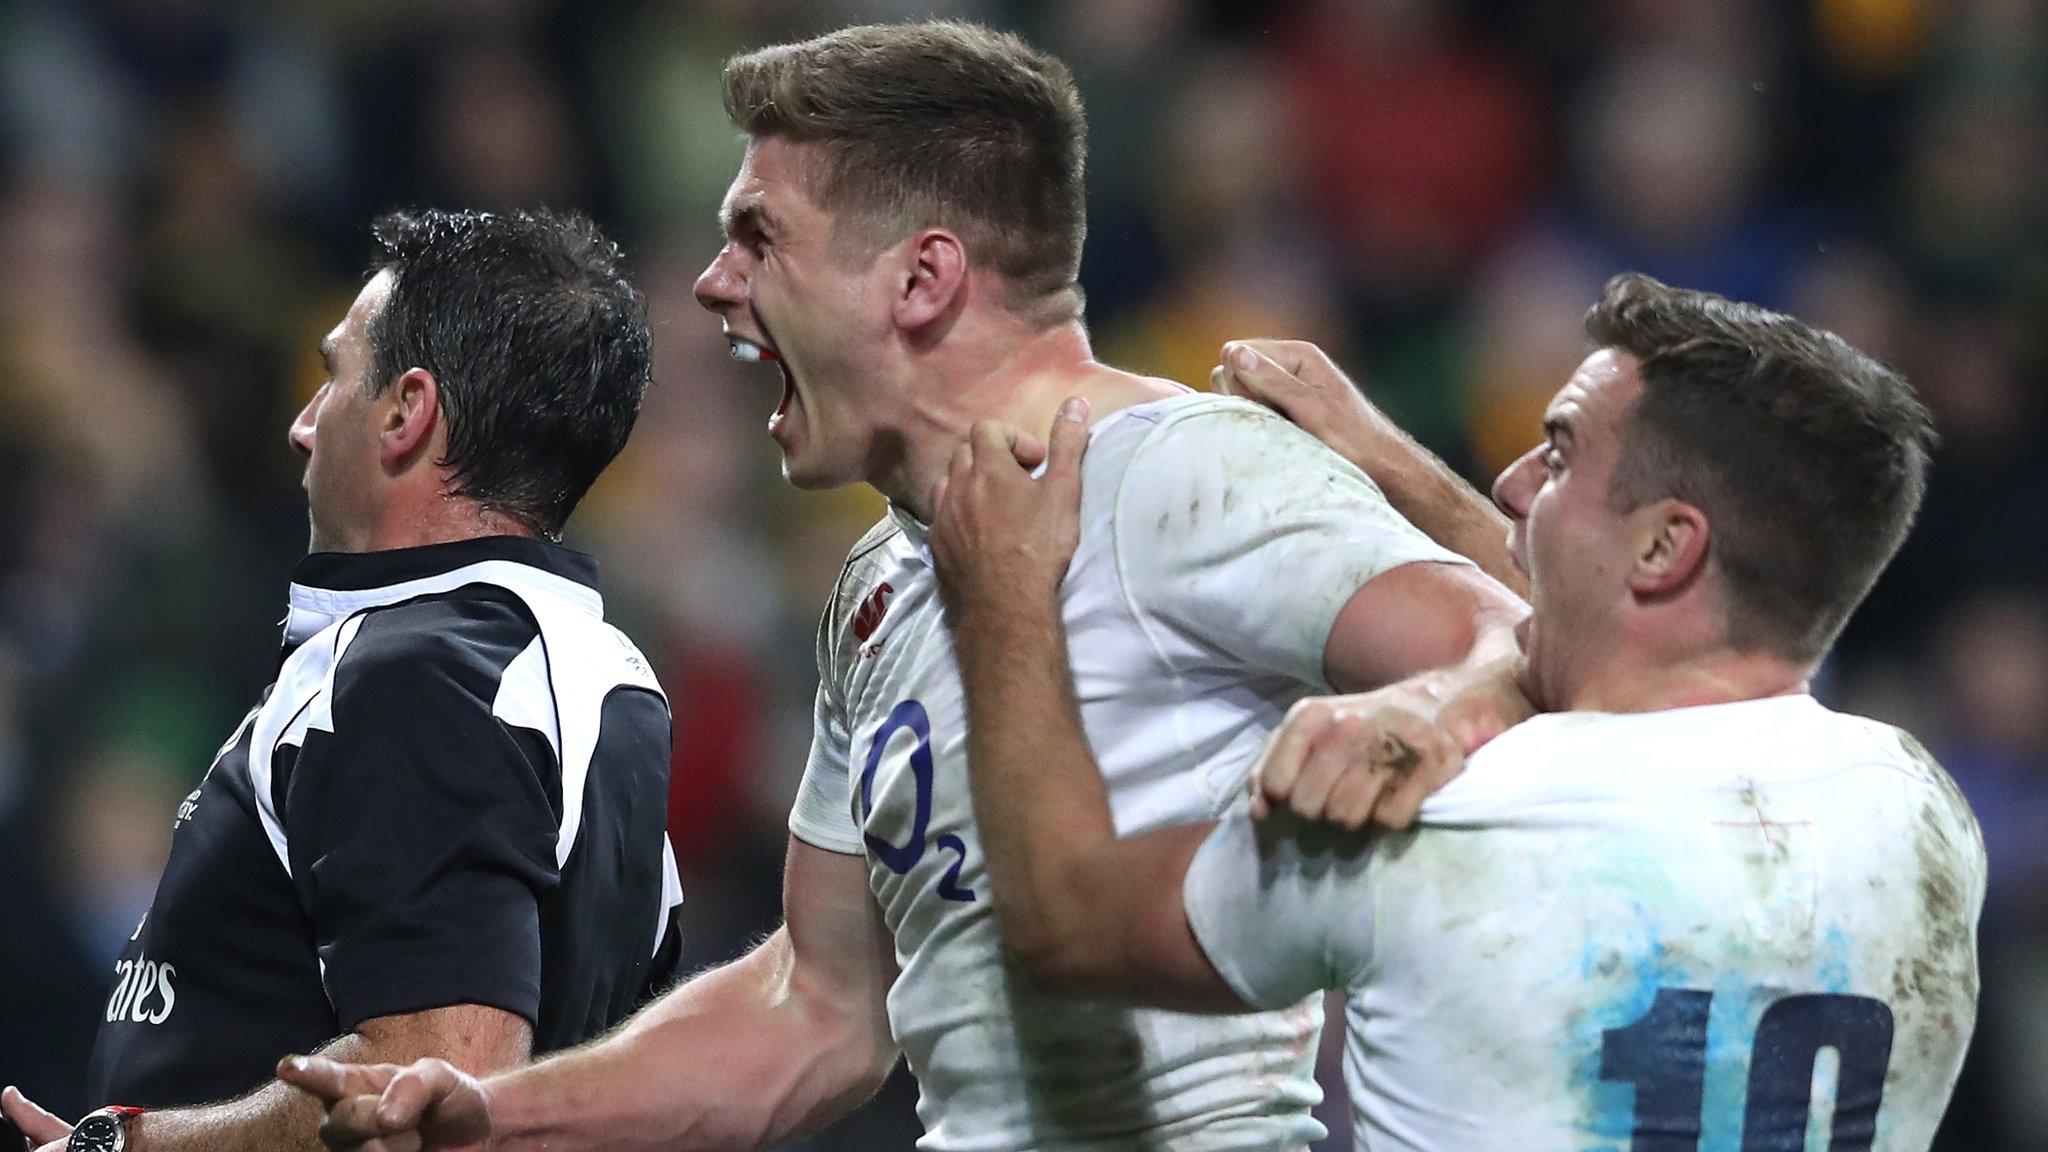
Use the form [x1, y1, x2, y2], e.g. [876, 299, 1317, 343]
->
[874, 319, 1179, 520]
[326, 494, 539, 554]
[1562, 646, 1813, 714]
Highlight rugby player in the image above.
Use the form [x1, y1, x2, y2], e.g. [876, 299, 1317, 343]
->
[926, 273, 1983, 1150]
[280, 21, 1526, 1152]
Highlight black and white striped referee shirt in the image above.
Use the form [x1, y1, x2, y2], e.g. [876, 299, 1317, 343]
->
[87, 536, 685, 1108]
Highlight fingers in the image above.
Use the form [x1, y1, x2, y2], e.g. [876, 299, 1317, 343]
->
[1010, 432, 1048, 469]
[1043, 397, 1091, 484]
[1322, 756, 1395, 832]
[968, 420, 1018, 461]
[1367, 724, 1464, 830]
[279, 1056, 397, 1105]
[319, 1095, 392, 1149]
[950, 411, 1086, 487]
[374, 1060, 465, 1134]
[1251, 692, 1467, 831]
[1216, 339, 1358, 418]
[1230, 339, 1335, 383]
[1251, 700, 1327, 820]
[1215, 344, 1300, 418]
[1281, 723, 1356, 821]
[280, 1057, 454, 1152]
[2, 1087, 70, 1146]
[969, 420, 1048, 469]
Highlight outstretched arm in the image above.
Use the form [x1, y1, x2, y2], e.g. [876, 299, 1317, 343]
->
[281, 837, 899, 1152]
[4, 1006, 527, 1152]
[1214, 339, 1527, 599]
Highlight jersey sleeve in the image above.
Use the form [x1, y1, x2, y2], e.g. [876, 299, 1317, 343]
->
[788, 681, 865, 854]
[1114, 403, 1470, 689]
[788, 590, 865, 855]
[284, 610, 560, 1031]
[1182, 808, 1378, 1008]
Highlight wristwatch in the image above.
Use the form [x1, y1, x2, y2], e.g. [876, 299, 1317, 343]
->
[65, 1108, 143, 1152]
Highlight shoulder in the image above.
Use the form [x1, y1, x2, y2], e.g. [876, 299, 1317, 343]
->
[823, 515, 904, 622]
[843, 514, 905, 567]
[1417, 708, 1733, 822]
[1833, 715, 1982, 840]
[1101, 393, 1387, 517]
[334, 585, 541, 704]
[1416, 718, 1585, 823]
[815, 514, 907, 676]
[1099, 395, 1425, 594]
[1108, 393, 1344, 475]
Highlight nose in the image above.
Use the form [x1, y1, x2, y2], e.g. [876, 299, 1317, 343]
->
[289, 384, 323, 458]
[1492, 445, 1543, 522]
[694, 244, 750, 316]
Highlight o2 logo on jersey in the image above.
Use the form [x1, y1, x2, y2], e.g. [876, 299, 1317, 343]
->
[855, 699, 975, 903]
[1601, 987, 1894, 1150]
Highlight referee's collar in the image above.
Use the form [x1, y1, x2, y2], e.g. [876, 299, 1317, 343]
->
[285, 535, 602, 648]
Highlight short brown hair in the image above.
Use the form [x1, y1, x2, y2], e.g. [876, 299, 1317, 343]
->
[722, 21, 1088, 318]
[1588, 273, 1937, 661]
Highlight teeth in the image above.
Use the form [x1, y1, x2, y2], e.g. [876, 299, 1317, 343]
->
[728, 337, 778, 363]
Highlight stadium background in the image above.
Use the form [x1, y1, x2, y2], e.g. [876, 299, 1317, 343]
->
[0, 0, 2040, 1147]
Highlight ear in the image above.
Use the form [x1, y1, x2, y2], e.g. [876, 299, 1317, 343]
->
[891, 228, 968, 333]
[1627, 499, 1710, 599]
[378, 368, 441, 472]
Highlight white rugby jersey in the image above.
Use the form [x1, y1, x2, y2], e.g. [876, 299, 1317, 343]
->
[791, 393, 1470, 1151]
[1185, 694, 1986, 1152]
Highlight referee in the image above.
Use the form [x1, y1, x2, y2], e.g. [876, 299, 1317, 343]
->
[2, 209, 683, 1152]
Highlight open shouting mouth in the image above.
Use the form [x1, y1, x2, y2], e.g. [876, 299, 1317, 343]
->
[728, 334, 795, 436]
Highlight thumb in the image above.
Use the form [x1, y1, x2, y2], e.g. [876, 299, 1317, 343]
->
[2, 1087, 70, 1146]
[1046, 396, 1091, 484]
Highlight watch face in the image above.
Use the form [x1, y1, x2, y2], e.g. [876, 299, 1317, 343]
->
[67, 1115, 121, 1152]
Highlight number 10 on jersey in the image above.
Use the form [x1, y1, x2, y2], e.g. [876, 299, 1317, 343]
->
[1601, 986, 1894, 1151]
[857, 699, 976, 903]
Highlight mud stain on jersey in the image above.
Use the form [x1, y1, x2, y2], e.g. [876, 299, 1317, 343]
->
[1877, 730, 1983, 1089]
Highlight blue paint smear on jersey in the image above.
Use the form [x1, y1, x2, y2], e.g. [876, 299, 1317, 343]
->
[1570, 898, 1687, 1152]
[1567, 904, 1863, 1152]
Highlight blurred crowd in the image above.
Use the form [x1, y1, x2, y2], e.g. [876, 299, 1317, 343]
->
[0, 0, 2041, 1147]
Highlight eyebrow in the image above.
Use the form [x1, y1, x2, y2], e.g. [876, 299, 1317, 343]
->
[719, 200, 780, 240]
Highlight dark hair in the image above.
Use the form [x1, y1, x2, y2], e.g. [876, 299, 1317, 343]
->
[1588, 273, 1938, 661]
[722, 21, 1088, 318]
[367, 207, 651, 538]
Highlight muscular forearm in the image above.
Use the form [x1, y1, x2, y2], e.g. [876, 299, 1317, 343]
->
[135, 1013, 519, 1152]
[1371, 443, 1526, 598]
[128, 1063, 341, 1152]
[954, 592, 1111, 961]
[952, 596, 1219, 1005]
[487, 932, 893, 1152]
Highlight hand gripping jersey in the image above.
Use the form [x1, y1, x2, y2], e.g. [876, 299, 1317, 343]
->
[1185, 695, 1986, 1152]
[792, 394, 1471, 1151]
